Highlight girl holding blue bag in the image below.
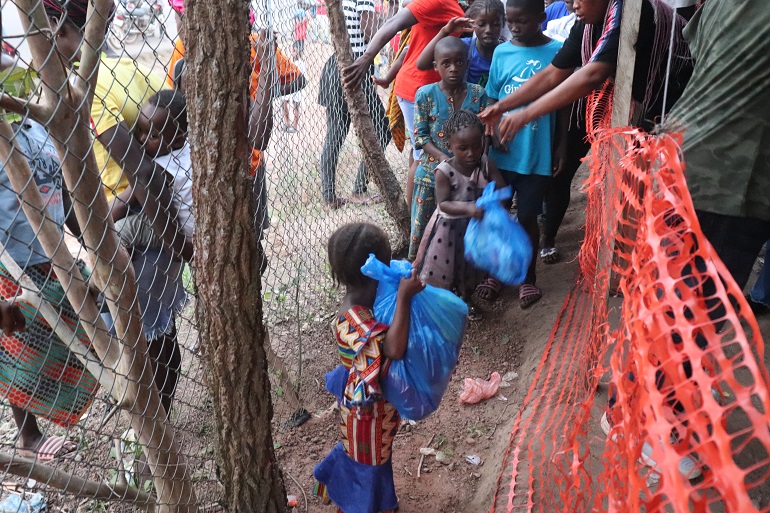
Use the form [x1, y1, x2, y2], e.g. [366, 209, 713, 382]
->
[314, 223, 424, 513]
[414, 110, 505, 320]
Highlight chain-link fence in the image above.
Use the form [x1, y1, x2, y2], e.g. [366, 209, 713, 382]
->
[0, 0, 409, 510]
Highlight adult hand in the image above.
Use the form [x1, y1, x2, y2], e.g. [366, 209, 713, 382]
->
[498, 108, 531, 144]
[479, 103, 503, 137]
[470, 206, 484, 219]
[343, 54, 374, 90]
[0, 302, 25, 335]
[442, 17, 474, 35]
[552, 141, 567, 178]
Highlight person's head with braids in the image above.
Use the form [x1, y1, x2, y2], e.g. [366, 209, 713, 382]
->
[465, 0, 504, 57]
[43, 0, 114, 63]
[443, 109, 485, 173]
[135, 89, 188, 158]
[328, 223, 391, 291]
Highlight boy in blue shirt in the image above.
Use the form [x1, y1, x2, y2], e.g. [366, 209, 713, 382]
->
[486, 0, 563, 308]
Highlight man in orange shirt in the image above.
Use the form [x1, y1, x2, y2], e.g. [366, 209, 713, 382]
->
[168, 1, 306, 241]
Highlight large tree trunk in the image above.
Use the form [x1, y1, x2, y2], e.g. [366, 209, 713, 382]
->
[325, 0, 411, 241]
[185, 2, 288, 512]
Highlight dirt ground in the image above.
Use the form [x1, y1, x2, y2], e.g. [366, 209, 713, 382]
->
[270, 169, 589, 513]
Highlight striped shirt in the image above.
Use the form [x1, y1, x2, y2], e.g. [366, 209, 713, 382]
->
[343, 0, 376, 56]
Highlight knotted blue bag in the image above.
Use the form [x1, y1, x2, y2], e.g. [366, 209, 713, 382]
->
[464, 183, 532, 285]
[360, 256, 467, 420]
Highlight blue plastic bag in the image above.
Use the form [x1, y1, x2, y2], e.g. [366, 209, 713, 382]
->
[361, 256, 467, 420]
[464, 183, 532, 285]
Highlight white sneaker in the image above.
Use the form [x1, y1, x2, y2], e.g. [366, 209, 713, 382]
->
[640, 440, 702, 480]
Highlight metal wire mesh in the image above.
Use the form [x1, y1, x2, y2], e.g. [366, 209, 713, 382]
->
[0, 0, 409, 510]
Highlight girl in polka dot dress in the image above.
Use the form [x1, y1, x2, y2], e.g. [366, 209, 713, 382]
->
[414, 109, 504, 320]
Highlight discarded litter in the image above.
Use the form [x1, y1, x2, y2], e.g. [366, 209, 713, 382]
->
[0, 492, 45, 513]
[459, 372, 502, 404]
[466, 455, 482, 466]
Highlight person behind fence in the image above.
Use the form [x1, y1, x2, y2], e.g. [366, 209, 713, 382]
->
[410, 37, 488, 262]
[414, 110, 505, 321]
[113, 90, 193, 253]
[415, 0, 507, 88]
[43, 0, 191, 417]
[0, 119, 98, 461]
[313, 222, 424, 513]
[484, 0, 563, 309]
[342, 0, 465, 209]
[282, 44, 306, 134]
[317, 0, 393, 209]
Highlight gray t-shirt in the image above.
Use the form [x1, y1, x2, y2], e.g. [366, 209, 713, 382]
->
[0, 120, 65, 267]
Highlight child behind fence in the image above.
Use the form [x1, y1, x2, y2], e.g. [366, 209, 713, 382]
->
[112, 89, 194, 251]
[414, 110, 505, 321]
[313, 223, 424, 513]
[410, 36, 488, 261]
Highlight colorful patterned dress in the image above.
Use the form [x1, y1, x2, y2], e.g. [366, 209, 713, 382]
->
[410, 82, 487, 260]
[313, 306, 400, 513]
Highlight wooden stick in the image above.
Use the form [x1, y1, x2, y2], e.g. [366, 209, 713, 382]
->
[0, 452, 154, 505]
[417, 434, 435, 479]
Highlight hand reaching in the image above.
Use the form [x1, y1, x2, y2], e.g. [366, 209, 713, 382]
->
[343, 55, 373, 90]
[398, 269, 426, 301]
[443, 17, 474, 36]
[0, 301, 25, 336]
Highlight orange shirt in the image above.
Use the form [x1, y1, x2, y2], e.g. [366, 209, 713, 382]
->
[167, 38, 185, 88]
[166, 36, 302, 174]
[392, 0, 464, 102]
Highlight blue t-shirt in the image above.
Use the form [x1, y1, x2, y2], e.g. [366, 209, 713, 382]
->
[486, 39, 563, 176]
[461, 36, 493, 87]
[0, 120, 65, 267]
[542, 1, 570, 31]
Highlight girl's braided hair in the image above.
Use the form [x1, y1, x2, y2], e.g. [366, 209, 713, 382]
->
[466, 0, 505, 24]
[444, 109, 484, 140]
[327, 223, 391, 287]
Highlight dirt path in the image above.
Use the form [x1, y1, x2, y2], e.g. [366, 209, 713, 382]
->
[273, 170, 589, 513]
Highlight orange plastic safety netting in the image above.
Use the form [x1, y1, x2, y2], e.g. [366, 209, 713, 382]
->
[490, 127, 770, 513]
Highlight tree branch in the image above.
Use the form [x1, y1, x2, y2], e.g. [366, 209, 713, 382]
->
[0, 452, 155, 506]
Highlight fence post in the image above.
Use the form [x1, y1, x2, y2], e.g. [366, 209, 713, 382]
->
[325, 0, 412, 242]
[185, 1, 288, 511]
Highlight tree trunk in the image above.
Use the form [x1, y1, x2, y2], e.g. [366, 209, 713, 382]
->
[325, 0, 411, 241]
[185, 2, 288, 512]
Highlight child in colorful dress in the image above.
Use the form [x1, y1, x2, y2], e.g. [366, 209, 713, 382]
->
[414, 110, 504, 320]
[415, 0, 506, 88]
[485, 0, 563, 308]
[410, 36, 488, 262]
[314, 223, 424, 513]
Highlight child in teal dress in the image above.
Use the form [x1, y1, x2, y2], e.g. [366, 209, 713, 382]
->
[410, 36, 488, 262]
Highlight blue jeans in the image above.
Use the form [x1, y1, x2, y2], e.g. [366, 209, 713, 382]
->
[750, 241, 770, 306]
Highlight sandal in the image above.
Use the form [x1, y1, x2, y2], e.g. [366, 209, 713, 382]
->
[519, 284, 542, 309]
[539, 247, 560, 265]
[18, 436, 77, 462]
[467, 304, 483, 322]
[475, 278, 503, 302]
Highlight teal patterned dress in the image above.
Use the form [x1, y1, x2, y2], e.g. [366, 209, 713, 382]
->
[409, 82, 487, 260]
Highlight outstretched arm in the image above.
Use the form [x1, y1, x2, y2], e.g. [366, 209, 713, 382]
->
[98, 124, 193, 262]
[383, 269, 425, 360]
[415, 17, 473, 71]
[342, 8, 417, 90]
[479, 64, 574, 134]
[372, 48, 406, 88]
[496, 61, 613, 143]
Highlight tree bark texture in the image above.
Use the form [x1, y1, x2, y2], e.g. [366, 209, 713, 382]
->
[185, 2, 288, 512]
[325, 0, 411, 241]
